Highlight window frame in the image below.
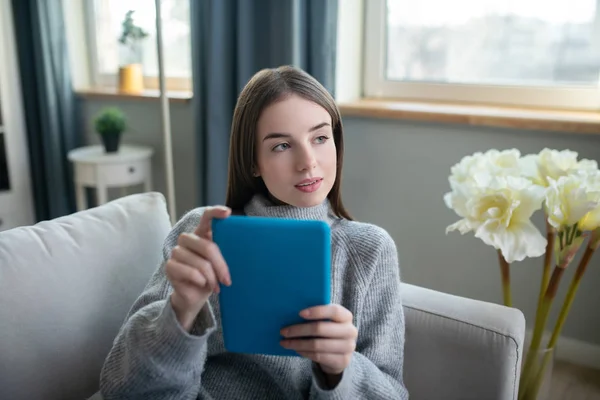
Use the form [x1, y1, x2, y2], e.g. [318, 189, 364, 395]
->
[83, 0, 192, 92]
[363, 0, 600, 111]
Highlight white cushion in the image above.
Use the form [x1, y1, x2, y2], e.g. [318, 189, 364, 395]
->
[0, 192, 172, 400]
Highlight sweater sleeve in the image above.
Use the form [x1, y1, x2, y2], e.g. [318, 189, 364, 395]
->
[99, 209, 217, 400]
[309, 228, 410, 400]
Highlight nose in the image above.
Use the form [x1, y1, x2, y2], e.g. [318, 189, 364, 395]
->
[295, 144, 317, 172]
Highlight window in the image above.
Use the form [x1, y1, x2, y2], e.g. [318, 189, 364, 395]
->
[364, 0, 600, 110]
[85, 0, 192, 91]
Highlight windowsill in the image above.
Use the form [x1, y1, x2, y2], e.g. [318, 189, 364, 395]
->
[338, 98, 600, 134]
[76, 87, 193, 103]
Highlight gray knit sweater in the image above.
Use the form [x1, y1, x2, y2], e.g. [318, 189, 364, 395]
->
[99, 195, 409, 400]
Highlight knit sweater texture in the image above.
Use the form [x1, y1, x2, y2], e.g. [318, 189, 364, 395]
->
[99, 195, 409, 399]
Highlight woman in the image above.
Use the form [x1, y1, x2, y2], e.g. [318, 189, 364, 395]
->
[99, 66, 409, 400]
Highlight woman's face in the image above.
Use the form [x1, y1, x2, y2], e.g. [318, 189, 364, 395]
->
[255, 94, 337, 208]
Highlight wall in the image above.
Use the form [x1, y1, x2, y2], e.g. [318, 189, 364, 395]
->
[78, 98, 199, 218]
[341, 116, 600, 349]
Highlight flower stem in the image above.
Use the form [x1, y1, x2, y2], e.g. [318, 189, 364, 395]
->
[567, 223, 579, 245]
[549, 245, 594, 349]
[536, 219, 554, 319]
[497, 250, 512, 307]
[518, 266, 565, 399]
[526, 244, 596, 400]
[522, 218, 554, 399]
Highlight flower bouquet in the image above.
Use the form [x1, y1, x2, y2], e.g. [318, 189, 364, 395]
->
[443, 148, 600, 400]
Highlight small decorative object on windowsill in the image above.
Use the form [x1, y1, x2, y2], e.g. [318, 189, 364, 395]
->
[94, 107, 126, 153]
[443, 148, 600, 400]
[118, 10, 148, 94]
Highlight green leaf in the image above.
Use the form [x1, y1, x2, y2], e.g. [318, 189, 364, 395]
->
[120, 10, 148, 44]
[94, 107, 126, 135]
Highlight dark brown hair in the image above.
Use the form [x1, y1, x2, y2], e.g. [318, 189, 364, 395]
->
[225, 65, 352, 220]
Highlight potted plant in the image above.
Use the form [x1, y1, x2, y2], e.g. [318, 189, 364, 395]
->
[94, 107, 126, 153]
[117, 10, 148, 93]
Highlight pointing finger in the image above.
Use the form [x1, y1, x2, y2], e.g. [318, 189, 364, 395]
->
[194, 206, 231, 239]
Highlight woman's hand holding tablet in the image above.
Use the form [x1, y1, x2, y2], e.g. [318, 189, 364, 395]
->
[280, 303, 358, 380]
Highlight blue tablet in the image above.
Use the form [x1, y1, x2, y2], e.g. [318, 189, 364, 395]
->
[212, 215, 331, 357]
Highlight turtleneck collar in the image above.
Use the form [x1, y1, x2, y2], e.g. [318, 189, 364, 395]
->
[243, 194, 339, 226]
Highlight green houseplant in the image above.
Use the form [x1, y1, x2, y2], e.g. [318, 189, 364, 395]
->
[117, 10, 148, 93]
[94, 107, 126, 153]
[119, 10, 148, 64]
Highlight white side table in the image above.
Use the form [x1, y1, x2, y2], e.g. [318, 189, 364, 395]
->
[67, 145, 154, 211]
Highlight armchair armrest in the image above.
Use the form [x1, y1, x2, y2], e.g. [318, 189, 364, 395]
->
[401, 283, 526, 400]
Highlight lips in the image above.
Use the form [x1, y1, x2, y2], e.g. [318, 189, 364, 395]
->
[295, 178, 323, 187]
[294, 177, 323, 193]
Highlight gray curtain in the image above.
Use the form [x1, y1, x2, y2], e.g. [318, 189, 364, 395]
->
[190, 0, 338, 205]
[11, 0, 79, 221]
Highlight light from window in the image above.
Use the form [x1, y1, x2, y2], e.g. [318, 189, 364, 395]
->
[386, 0, 600, 88]
[91, 0, 191, 80]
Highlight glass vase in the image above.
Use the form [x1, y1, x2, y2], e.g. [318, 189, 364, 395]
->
[519, 346, 555, 400]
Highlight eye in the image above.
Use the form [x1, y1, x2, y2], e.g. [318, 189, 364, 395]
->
[272, 142, 290, 152]
[314, 135, 330, 144]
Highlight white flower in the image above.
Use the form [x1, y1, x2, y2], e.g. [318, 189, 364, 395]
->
[518, 154, 544, 186]
[529, 148, 598, 187]
[574, 169, 600, 231]
[445, 175, 547, 263]
[545, 174, 600, 231]
[448, 149, 522, 190]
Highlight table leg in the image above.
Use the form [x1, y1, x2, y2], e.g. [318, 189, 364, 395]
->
[97, 184, 108, 205]
[76, 184, 86, 211]
[144, 172, 152, 192]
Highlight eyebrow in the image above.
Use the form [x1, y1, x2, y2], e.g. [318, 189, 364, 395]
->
[262, 122, 331, 142]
